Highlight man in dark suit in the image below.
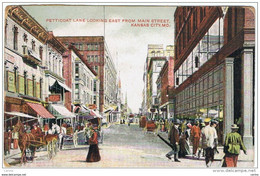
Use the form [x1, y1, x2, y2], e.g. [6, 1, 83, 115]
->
[166, 119, 181, 162]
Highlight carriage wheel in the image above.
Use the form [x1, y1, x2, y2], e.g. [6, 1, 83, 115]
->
[52, 138, 58, 156]
[47, 141, 53, 159]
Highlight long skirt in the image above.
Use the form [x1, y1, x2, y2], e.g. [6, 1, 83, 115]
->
[86, 144, 101, 162]
[192, 137, 200, 155]
[223, 153, 238, 167]
[179, 138, 191, 157]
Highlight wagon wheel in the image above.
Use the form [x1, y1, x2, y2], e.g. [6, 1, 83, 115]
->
[47, 141, 53, 159]
[52, 138, 58, 156]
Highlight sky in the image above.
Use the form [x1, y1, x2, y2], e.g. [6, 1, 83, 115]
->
[23, 5, 176, 113]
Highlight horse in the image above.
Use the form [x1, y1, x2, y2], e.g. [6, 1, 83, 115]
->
[14, 121, 59, 163]
[13, 121, 37, 163]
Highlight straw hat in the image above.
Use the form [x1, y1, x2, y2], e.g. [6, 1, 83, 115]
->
[231, 124, 239, 129]
[204, 118, 211, 123]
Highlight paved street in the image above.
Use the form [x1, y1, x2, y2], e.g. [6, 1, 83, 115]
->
[5, 124, 254, 168]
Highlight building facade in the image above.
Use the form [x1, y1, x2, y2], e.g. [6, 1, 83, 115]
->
[4, 6, 55, 129]
[68, 45, 99, 111]
[56, 36, 117, 114]
[156, 56, 175, 119]
[173, 7, 255, 147]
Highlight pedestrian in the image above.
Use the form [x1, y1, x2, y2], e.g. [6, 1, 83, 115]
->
[12, 127, 19, 149]
[44, 123, 49, 135]
[179, 123, 191, 158]
[166, 119, 181, 162]
[191, 120, 201, 158]
[31, 124, 42, 135]
[200, 118, 218, 167]
[59, 125, 67, 150]
[222, 124, 247, 167]
[73, 129, 78, 147]
[86, 124, 101, 162]
[197, 122, 206, 158]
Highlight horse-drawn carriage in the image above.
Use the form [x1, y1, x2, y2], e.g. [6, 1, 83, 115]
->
[14, 121, 58, 163]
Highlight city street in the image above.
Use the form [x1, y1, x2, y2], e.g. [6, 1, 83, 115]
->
[5, 124, 254, 168]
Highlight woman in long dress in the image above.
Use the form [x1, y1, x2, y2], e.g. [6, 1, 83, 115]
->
[86, 125, 101, 162]
[179, 122, 191, 158]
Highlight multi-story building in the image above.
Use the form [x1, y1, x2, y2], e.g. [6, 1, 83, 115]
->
[56, 36, 117, 115]
[147, 57, 166, 119]
[4, 6, 55, 129]
[67, 45, 99, 111]
[173, 7, 255, 147]
[156, 56, 175, 119]
[142, 44, 173, 119]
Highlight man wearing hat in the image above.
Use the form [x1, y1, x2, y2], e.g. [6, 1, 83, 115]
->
[166, 119, 181, 162]
[200, 118, 218, 167]
[222, 124, 247, 167]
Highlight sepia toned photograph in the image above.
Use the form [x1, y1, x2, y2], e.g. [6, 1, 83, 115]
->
[1, 2, 257, 173]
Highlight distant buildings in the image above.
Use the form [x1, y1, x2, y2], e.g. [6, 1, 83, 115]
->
[141, 45, 174, 119]
[56, 36, 118, 116]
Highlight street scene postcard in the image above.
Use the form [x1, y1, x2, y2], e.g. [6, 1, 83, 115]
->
[1, 1, 259, 175]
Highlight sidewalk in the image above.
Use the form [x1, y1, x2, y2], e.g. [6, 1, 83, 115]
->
[158, 131, 255, 163]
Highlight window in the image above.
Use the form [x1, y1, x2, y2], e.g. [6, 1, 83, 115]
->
[75, 63, 79, 78]
[13, 25, 18, 50]
[32, 40, 36, 51]
[79, 43, 83, 50]
[95, 44, 98, 50]
[24, 71, 27, 95]
[32, 75, 36, 97]
[193, 9, 197, 33]
[23, 33, 28, 43]
[94, 80, 97, 92]
[200, 7, 204, 22]
[95, 55, 98, 62]
[40, 78, 42, 99]
[39, 46, 43, 60]
[75, 84, 80, 99]
[87, 55, 90, 62]
[5, 19, 8, 45]
[95, 66, 98, 73]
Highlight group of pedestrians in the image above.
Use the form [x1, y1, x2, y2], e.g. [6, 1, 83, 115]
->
[165, 118, 247, 168]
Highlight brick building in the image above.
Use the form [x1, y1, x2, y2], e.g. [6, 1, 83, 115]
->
[156, 56, 174, 119]
[173, 6, 255, 146]
[56, 36, 117, 114]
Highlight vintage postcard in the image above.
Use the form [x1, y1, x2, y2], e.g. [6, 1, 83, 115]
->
[1, 1, 258, 175]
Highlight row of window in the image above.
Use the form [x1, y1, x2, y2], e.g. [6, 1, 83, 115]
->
[64, 43, 100, 51]
[87, 55, 100, 63]
[175, 17, 224, 87]
[176, 7, 208, 57]
[175, 65, 224, 114]
[6, 70, 42, 99]
[7, 23, 44, 60]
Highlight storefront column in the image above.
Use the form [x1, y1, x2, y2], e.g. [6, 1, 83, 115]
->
[242, 48, 254, 149]
[224, 57, 234, 136]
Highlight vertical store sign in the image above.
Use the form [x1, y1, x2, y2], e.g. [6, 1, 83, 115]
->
[36, 82, 40, 98]
[19, 76, 25, 94]
[7, 71, 16, 92]
[27, 79, 33, 97]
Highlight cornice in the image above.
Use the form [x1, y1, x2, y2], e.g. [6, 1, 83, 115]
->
[6, 6, 48, 44]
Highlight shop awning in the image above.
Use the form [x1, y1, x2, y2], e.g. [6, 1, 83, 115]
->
[57, 81, 71, 92]
[26, 102, 55, 119]
[50, 104, 75, 119]
[50, 80, 71, 92]
[5, 111, 37, 119]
